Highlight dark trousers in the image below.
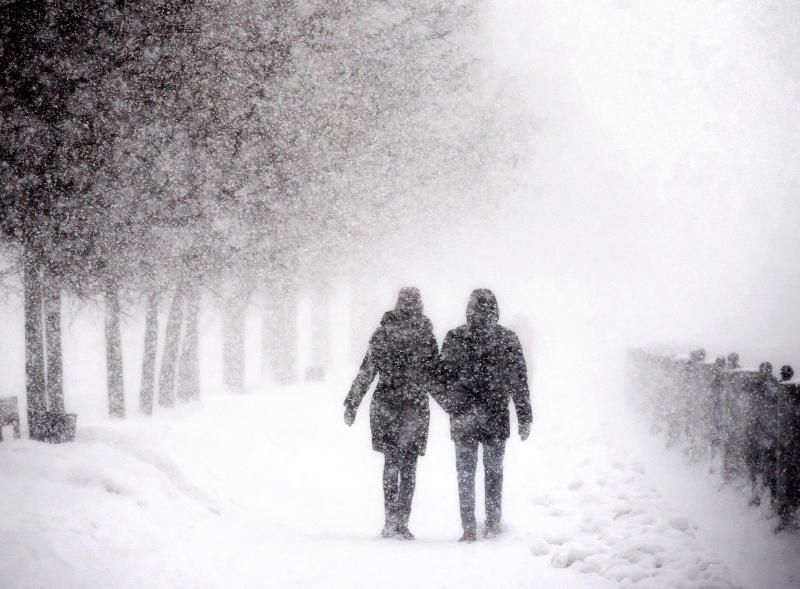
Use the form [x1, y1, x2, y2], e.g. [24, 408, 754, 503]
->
[383, 450, 418, 528]
[455, 439, 506, 530]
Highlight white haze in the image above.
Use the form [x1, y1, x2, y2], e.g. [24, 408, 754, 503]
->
[375, 0, 800, 373]
[2, 0, 796, 432]
[3, 3, 800, 588]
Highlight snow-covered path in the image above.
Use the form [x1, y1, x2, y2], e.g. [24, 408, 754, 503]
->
[2, 381, 799, 588]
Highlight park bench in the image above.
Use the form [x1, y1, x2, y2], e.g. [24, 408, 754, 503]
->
[0, 396, 21, 441]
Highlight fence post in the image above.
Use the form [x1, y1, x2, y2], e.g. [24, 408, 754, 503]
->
[747, 362, 780, 505]
[721, 360, 757, 482]
[664, 355, 686, 446]
[707, 357, 727, 464]
[685, 350, 713, 460]
[776, 367, 800, 528]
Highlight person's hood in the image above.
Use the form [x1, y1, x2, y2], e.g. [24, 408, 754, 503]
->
[381, 287, 425, 326]
[395, 287, 423, 313]
[466, 288, 499, 328]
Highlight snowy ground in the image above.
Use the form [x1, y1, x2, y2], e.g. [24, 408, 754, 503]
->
[2, 379, 799, 589]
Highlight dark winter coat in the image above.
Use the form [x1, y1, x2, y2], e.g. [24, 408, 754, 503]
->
[438, 289, 533, 442]
[345, 309, 439, 456]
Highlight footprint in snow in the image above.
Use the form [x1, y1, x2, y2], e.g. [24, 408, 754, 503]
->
[568, 480, 583, 491]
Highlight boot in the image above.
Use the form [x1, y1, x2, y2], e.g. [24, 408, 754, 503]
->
[381, 522, 397, 538]
[459, 527, 477, 543]
[396, 525, 415, 541]
[381, 511, 398, 538]
[483, 522, 503, 539]
[394, 506, 414, 540]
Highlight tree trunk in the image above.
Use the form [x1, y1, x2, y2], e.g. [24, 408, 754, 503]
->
[271, 284, 297, 385]
[348, 277, 372, 365]
[23, 249, 46, 439]
[177, 283, 200, 401]
[44, 274, 64, 414]
[105, 279, 125, 418]
[158, 283, 185, 408]
[223, 298, 246, 392]
[307, 284, 331, 381]
[261, 299, 274, 380]
[139, 292, 158, 415]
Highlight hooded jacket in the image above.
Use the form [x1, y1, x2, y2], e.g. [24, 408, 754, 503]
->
[438, 289, 533, 442]
[344, 291, 439, 455]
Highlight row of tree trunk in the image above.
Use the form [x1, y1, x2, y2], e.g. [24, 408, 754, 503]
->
[105, 278, 202, 417]
[23, 247, 72, 440]
[143, 280, 201, 413]
[23, 252, 204, 435]
[23, 257, 333, 438]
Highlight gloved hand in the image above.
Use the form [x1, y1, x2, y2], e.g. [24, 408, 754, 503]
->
[519, 422, 531, 441]
[344, 406, 356, 427]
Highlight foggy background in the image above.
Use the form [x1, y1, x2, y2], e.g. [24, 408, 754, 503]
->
[2, 0, 800, 421]
[349, 0, 800, 420]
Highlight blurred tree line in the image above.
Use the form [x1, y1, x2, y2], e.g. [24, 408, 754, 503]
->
[0, 0, 511, 436]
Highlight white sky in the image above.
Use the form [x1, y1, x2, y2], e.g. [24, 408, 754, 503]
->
[384, 0, 800, 369]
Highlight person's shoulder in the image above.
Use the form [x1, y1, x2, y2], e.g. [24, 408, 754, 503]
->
[446, 324, 469, 339]
[370, 313, 393, 339]
[497, 324, 521, 344]
[497, 324, 517, 336]
[418, 313, 434, 329]
[423, 316, 441, 339]
[380, 310, 400, 325]
[381, 310, 435, 335]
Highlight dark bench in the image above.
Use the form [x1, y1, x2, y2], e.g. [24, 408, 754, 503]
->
[0, 396, 21, 441]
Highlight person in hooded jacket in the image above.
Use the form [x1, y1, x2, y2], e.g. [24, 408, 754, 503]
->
[344, 287, 440, 540]
[438, 289, 532, 542]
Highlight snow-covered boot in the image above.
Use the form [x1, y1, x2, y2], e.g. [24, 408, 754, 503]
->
[483, 522, 503, 539]
[381, 507, 399, 538]
[381, 518, 398, 538]
[396, 525, 415, 541]
[459, 528, 477, 543]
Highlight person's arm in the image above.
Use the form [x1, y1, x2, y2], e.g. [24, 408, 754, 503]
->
[507, 333, 533, 439]
[420, 322, 445, 407]
[434, 331, 462, 414]
[344, 327, 381, 425]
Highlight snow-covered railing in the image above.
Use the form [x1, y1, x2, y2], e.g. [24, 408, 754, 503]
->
[626, 348, 800, 531]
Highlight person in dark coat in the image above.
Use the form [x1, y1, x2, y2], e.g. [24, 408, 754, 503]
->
[344, 287, 439, 540]
[438, 288, 532, 542]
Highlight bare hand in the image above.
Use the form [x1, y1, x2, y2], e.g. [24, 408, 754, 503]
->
[519, 422, 531, 441]
[344, 407, 356, 427]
